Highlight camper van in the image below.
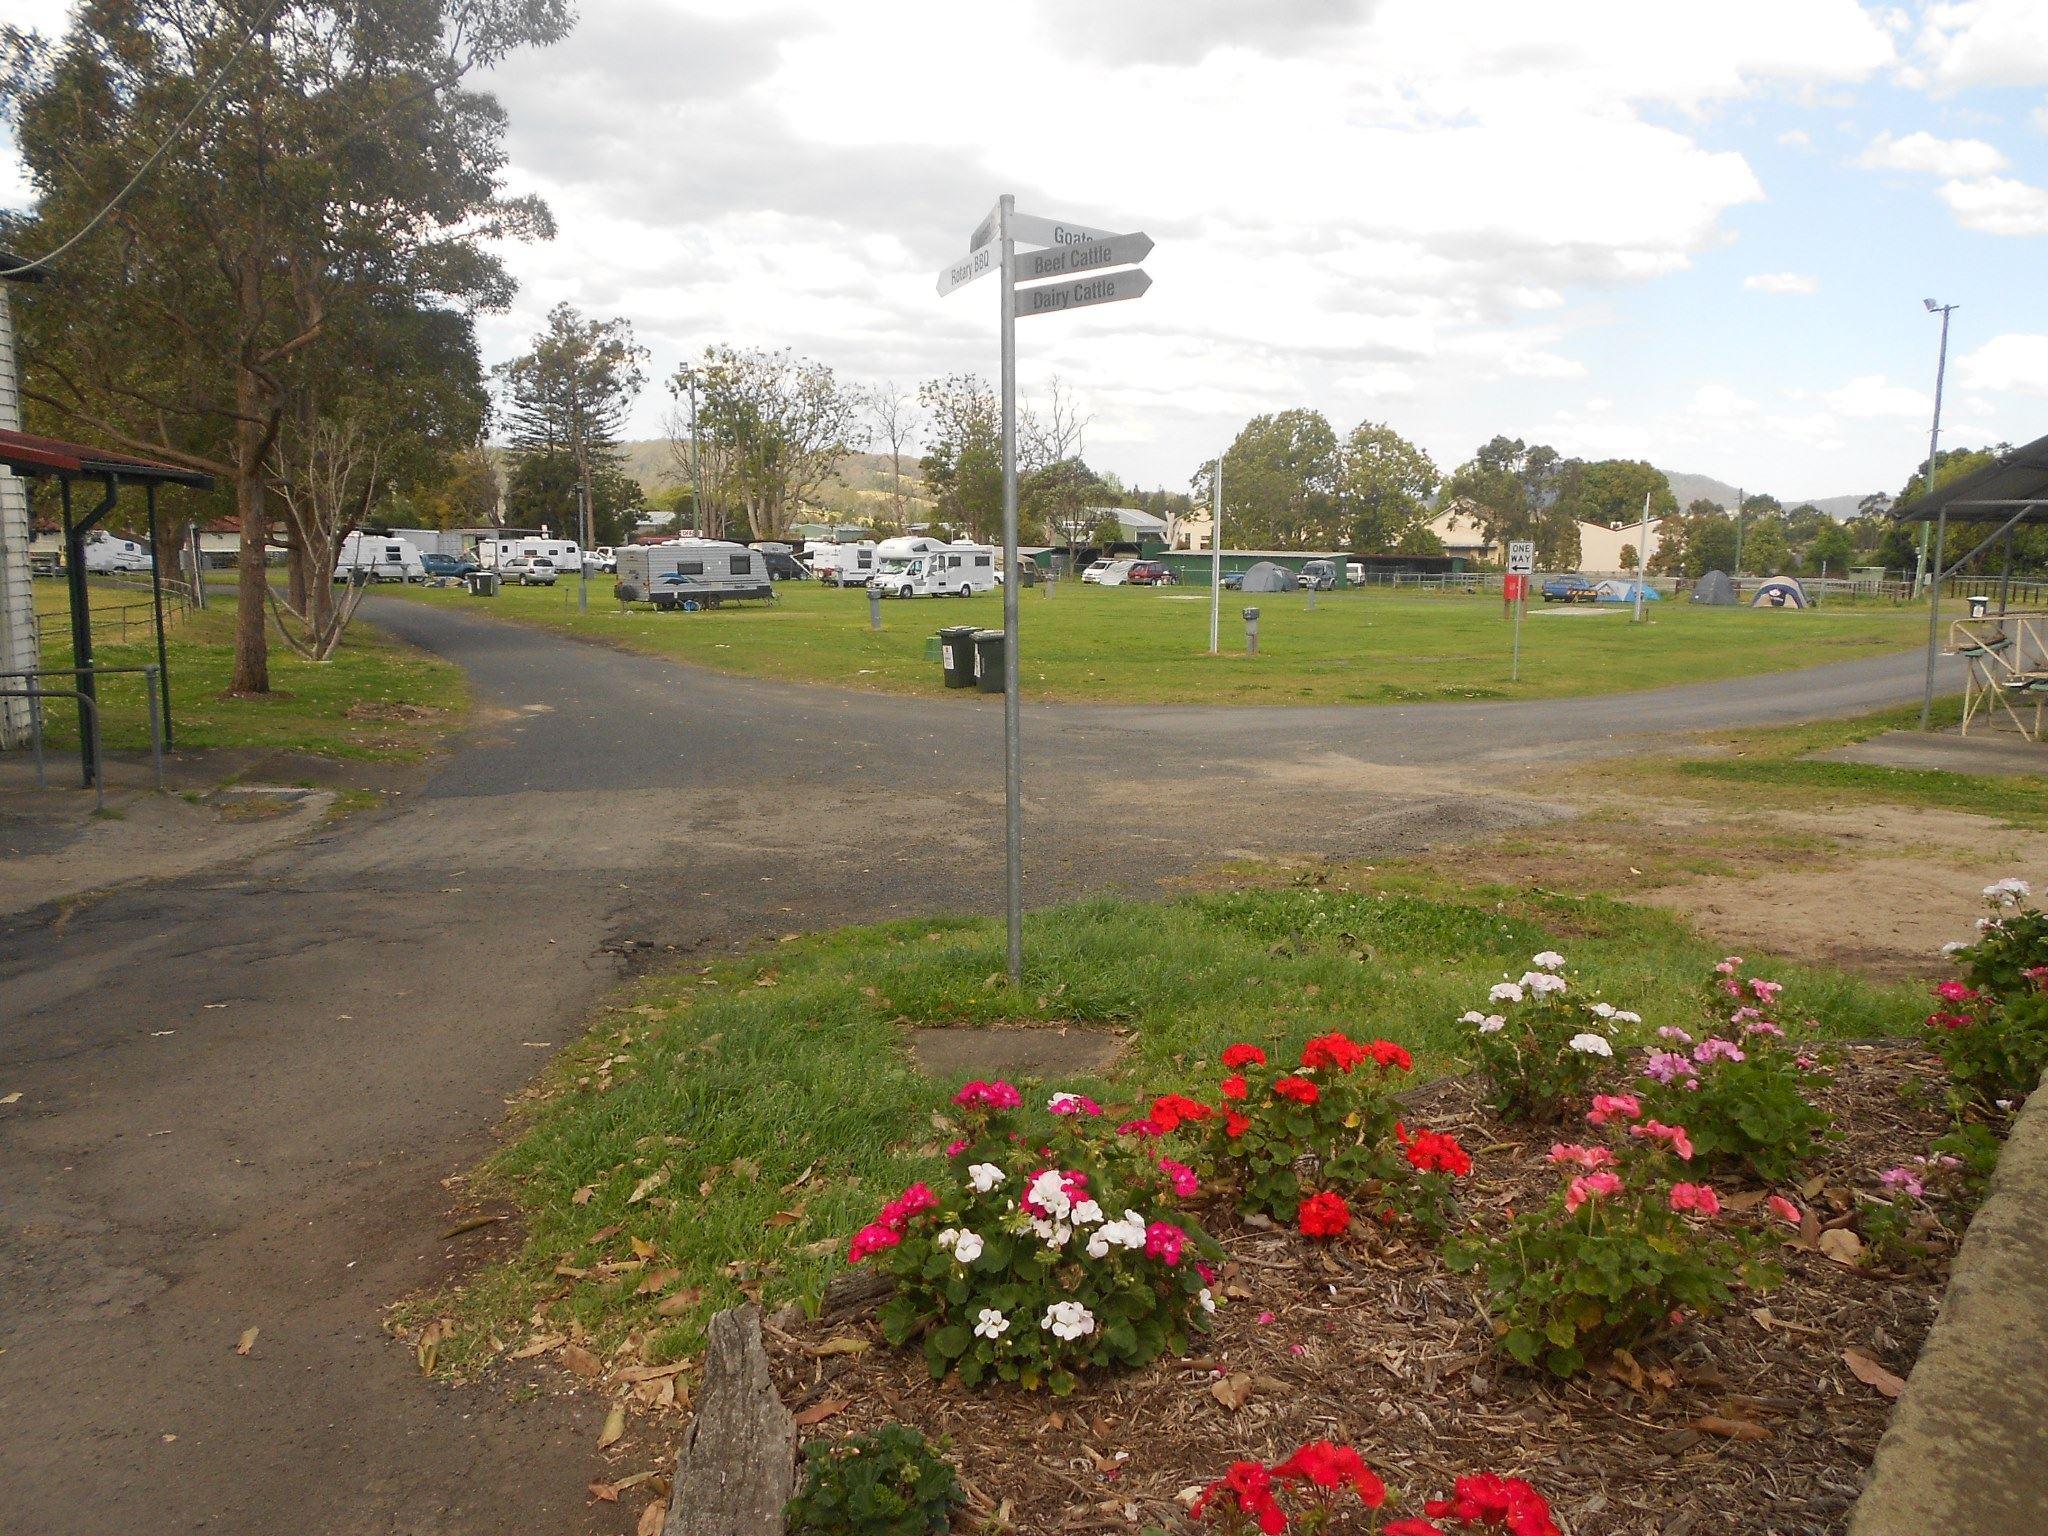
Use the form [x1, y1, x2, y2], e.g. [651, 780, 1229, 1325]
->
[81, 530, 154, 574]
[615, 540, 774, 610]
[807, 540, 879, 587]
[868, 537, 998, 599]
[333, 531, 427, 583]
[478, 535, 585, 574]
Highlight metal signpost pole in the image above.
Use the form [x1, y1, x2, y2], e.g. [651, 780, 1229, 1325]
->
[1632, 489, 1652, 624]
[998, 194, 1023, 984]
[577, 479, 591, 614]
[1916, 301, 1956, 597]
[1508, 540, 1533, 683]
[1208, 458, 1222, 655]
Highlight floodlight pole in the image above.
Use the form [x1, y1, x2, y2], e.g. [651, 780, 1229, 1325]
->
[575, 479, 591, 613]
[1632, 489, 1652, 623]
[1208, 457, 1222, 654]
[998, 194, 1022, 984]
[1916, 302, 1957, 597]
[1732, 486, 1744, 578]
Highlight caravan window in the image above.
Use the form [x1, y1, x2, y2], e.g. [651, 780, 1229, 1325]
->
[676, 560, 705, 575]
[729, 554, 753, 574]
[975, 555, 991, 568]
[857, 551, 873, 568]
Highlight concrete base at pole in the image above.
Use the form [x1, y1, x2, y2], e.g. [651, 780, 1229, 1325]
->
[0, 285, 39, 750]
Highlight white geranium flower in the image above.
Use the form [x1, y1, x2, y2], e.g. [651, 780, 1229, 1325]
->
[973, 1308, 1010, 1340]
[1524, 972, 1568, 996]
[933, 1227, 960, 1250]
[1568, 1033, 1614, 1057]
[1940, 940, 1968, 956]
[1026, 1169, 1072, 1219]
[1532, 951, 1566, 970]
[1085, 1229, 1114, 1259]
[1070, 1199, 1104, 1227]
[951, 1230, 984, 1264]
[1489, 982, 1525, 1004]
[1478, 1015, 1506, 1034]
[1041, 1300, 1096, 1340]
[1612, 1010, 1642, 1026]
[1589, 1002, 1616, 1018]
[1031, 1218, 1072, 1250]
[967, 1163, 1006, 1193]
[1198, 1287, 1217, 1314]
[1460, 1010, 1488, 1024]
[1983, 878, 2032, 908]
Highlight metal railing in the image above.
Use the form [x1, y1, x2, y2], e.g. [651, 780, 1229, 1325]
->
[0, 663, 163, 805]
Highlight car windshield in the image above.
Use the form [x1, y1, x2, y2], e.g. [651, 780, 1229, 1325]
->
[878, 557, 922, 574]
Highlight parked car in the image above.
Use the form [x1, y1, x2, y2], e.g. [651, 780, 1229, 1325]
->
[762, 550, 811, 581]
[991, 561, 1038, 586]
[503, 556, 559, 586]
[1346, 561, 1365, 585]
[589, 545, 618, 574]
[1541, 574, 1597, 603]
[419, 552, 478, 580]
[1125, 560, 1177, 586]
[1079, 558, 1117, 584]
[1220, 570, 1245, 590]
[1091, 559, 1138, 587]
[1298, 559, 1337, 590]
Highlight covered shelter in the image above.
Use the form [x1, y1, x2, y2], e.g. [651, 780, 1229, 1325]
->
[0, 427, 213, 783]
[1894, 432, 2048, 731]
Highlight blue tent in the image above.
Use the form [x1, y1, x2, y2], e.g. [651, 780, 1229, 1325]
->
[1593, 579, 1661, 603]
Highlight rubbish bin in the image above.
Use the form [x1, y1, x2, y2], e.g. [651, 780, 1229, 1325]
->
[1969, 594, 1990, 619]
[939, 625, 978, 688]
[973, 628, 1007, 693]
[469, 570, 501, 597]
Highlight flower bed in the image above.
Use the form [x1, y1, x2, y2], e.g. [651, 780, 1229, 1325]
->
[758, 1044, 1957, 1534]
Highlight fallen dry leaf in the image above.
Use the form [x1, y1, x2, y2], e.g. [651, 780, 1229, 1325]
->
[630, 1236, 658, 1261]
[654, 1286, 705, 1317]
[1209, 1373, 1254, 1411]
[793, 1398, 848, 1428]
[1695, 1415, 1771, 1441]
[587, 1481, 619, 1503]
[0, 1091, 21, 1105]
[598, 1402, 626, 1450]
[635, 1268, 682, 1297]
[235, 1327, 259, 1357]
[1818, 1228, 1866, 1266]
[636, 1499, 666, 1536]
[627, 1170, 669, 1205]
[509, 1334, 565, 1360]
[615, 1361, 692, 1384]
[1843, 1347, 1907, 1398]
[803, 1336, 871, 1359]
[560, 1345, 603, 1378]
[571, 1185, 596, 1206]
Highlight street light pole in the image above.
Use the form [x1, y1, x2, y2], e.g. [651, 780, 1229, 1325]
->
[574, 479, 591, 613]
[1208, 456, 1223, 655]
[1915, 300, 1958, 597]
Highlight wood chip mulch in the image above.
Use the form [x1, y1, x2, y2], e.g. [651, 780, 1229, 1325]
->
[759, 1044, 1961, 1536]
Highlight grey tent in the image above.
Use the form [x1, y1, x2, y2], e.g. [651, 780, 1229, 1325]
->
[1691, 569, 1737, 605]
[1240, 561, 1296, 593]
[1750, 577, 1808, 609]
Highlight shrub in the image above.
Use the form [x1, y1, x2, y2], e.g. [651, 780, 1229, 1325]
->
[1446, 1098, 1772, 1378]
[1176, 1032, 1471, 1236]
[1461, 951, 1628, 1123]
[1634, 958, 1831, 1182]
[1181, 1442, 1558, 1536]
[786, 1423, 961, 1536]
[854, 1079, 1221, 1395]
[1930, 882, 2048, 1111]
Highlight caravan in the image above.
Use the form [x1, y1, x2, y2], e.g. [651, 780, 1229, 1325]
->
[868, 537, 997, 599]
[81, 531, 154, 574]
[807, 540, 879, 587]
[333, 531, 426, 583]
[615, 540, 775, 609]
[478, 534, 586, 574]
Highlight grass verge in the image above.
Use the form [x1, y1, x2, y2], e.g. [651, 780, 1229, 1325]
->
[401, 883, 1926, 1377]
[381, 579, 1928, 707]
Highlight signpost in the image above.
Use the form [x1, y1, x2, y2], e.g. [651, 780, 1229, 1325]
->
[1507, 540, 1534, 683]
[1208, 458, 1223, 655]
[937, 197, 1154, 981]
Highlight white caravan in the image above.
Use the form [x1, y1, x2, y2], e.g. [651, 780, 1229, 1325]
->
[333, 531, 426, 582]
[478, 534, 585, 574]
[807, 540, 879, 587]
[615, 540, 774, 609]
[868, 537, 997, 599]
[81, 530, 154, 574]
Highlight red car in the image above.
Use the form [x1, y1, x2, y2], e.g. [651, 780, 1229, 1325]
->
[1124, 560, 1178, 586]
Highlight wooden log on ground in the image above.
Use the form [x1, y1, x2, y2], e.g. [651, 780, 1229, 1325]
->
[664, 1304, 796, 1536]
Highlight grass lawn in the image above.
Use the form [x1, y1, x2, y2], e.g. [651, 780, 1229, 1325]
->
[32, 578, 467, 760]
[386, 579, 1929, 706]
[404, 881, 1929, 1376]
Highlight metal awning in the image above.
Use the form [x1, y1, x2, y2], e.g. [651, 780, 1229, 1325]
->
[1894, 432, 2048, 524]
[0, 427, 213, 489]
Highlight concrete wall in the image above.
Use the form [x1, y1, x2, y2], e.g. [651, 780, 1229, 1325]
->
[0, 283, 36, 748]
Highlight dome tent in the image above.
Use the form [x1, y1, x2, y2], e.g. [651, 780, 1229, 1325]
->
[1593, 579, 1659, 603]
[1691, 569, 1737, 606]
[1750, 577, 1808, 609]
[1239, 561, 1296, 593]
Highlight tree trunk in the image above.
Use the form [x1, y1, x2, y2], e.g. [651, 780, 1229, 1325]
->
[231, 373, 271, 694]
[286, 534, 308, 615]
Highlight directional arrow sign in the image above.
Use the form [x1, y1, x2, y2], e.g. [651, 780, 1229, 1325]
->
[1009, 211, 1119, 249]
[937, 240, 999, 296]
[1013, 231, 1152, 285]
[1014, 268, 1152, 319]
[967, 204, 999, 253]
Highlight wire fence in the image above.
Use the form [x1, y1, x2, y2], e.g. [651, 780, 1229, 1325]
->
[30, 574, 199, 649]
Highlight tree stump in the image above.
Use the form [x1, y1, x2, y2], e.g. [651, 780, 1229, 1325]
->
[664, 1304, 796, 1536]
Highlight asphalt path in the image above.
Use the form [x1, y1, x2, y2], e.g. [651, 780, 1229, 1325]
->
[0, 601, 1958, 1535]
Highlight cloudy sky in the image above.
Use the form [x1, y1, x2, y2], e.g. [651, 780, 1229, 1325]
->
[7, 0, 2048, 501]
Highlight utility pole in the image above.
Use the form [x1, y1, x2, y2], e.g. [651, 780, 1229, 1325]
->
[1208, 456, 1223, 654]
[1631, 489, 1652, 623]
[575, 478, 591, 612]
[1732, 486, 1744, 578]
[686, 369, 706, 538]
[1916, 300, 1957, 596]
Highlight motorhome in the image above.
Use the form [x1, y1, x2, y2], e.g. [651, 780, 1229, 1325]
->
[615, 540, 774, 609]
[869, 537, 997, 599]
[81, 530, 154, 574]
[333, 531, 427, 583]
[806, 540, 879, 587]
[478, 534, 585, 574]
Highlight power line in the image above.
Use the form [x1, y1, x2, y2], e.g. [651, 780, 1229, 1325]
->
[0, 0, 288, 279]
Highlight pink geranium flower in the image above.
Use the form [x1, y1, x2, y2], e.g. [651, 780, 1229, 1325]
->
[1586, 1093, 1641, 1127]
[1630, 1120, 1695, 1160]
[1564, 1171, 1624, 1212]
[1642, 1050, 1696, 1084]
[1547, 1142, 1616, 1170]
[848, 1222, 902, 1262]
[953, 1079, 1022, 1110]
[1144, 1220, 1185, 1266]
[1693, 1037, 1745, 1064]
[1157, 1157, 1199, 1198]
[1668, 1182, 1720, 1216]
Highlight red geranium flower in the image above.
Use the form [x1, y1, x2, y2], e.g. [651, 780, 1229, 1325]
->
[1424, 1473, 1560, 1536]
[1221, 1042, 1268, 1069]
[1401, 1127, 1473, 1177]
[1300, 1032, 1367, 1072]
[1220, 1074, 1248, 1101]
[1149, 1094, 1215, 1133]
[1297, 1190, 1351, 1239]
[1272, 1075, 1320, 1105]
[1191, 1461, 1286, 1534]
[1384, 1522, 1446, 1536]
[1225, 1110, 1252, 1139]
[1366, 1038, 1413, 1072]
[1271, 1440, 1385, 1506]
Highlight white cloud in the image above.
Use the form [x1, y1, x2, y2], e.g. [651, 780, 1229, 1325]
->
[1912, 0, 2048, 90]
[1778, 128, 1814, 149]
[1744, 272, 1820, 294]
[1958, 332, 2048, 396]
[1938, 175, 2048, 235]
[1859, 129, 2008, 177]
[1823, 374, 1930, 418]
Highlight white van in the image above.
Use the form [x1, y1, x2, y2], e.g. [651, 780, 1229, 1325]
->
[333, 531, 426, 583]
[478, 535, 585, 574]
[82, 530, 153, 574]
[870, 537, 997, 599]
[809, 540, 879, 587]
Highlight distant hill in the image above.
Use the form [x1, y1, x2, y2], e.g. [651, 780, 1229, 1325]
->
[1662, 469, 1878, 521]
[489, 442, 935, 522]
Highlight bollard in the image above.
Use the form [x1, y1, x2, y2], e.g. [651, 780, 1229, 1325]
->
[1306, 584, 1317, 613]
[1243, 606, 1261, 657]
[869, 585, 883, 631]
